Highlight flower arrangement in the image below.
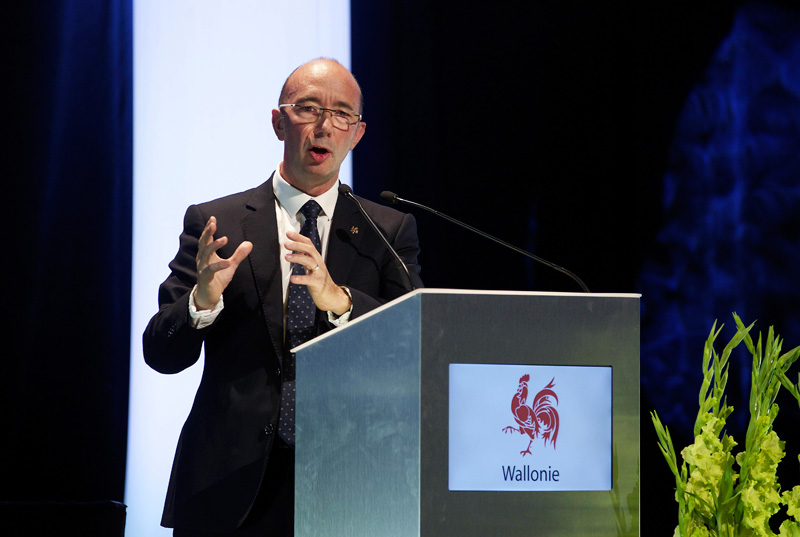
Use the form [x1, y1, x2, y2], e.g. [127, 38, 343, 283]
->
[651, 314, 800, 537]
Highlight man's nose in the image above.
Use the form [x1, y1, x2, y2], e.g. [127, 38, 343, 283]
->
[314, 111, 335, 133]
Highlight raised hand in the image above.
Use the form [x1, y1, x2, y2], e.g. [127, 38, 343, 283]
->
[284, 231, 351, 315]
[194, 216, 253, 310]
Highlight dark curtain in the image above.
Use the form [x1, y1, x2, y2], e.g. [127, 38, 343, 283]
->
[352, 1, 800, 535]
[5, 0, 132, 502]
[351, 0, 741, 294]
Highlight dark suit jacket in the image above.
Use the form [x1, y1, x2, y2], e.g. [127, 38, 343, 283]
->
[142, 177, 422, 532]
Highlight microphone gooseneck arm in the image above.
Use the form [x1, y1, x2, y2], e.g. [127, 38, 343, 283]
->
[380, 191, 589, 293]
[339, 185, 417, 291]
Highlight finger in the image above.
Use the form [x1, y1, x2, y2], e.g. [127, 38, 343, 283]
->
[286, 252, 322, 274]
[284, 231, 318, 252]
[202, 258, 233, 276]
[284, 239, 319, 258]
[289, 269, 326, 288]
[198, 216, 218, 247]
[198, 235, 229, 267]
[230, 241, 253, 265]
[198, 240, 251, 286]
[196, 218, 218, 267]
[285, 230, 307, 242]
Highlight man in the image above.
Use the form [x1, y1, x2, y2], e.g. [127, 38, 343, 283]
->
[143, 58, 422, 536]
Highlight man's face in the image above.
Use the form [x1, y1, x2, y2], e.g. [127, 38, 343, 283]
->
[272, 60, 366, 195]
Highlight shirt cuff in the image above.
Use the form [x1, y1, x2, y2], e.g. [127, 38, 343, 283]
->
[327, 286, 353, 327]
[188, 284, 224, 329]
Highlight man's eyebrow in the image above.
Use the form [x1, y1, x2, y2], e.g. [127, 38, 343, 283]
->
[334, 101, 358, 113]
[294, 96, 320, 105]
[295, 96, 356, 112]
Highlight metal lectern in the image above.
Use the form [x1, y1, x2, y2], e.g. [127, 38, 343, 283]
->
[294, 289, 640, 537]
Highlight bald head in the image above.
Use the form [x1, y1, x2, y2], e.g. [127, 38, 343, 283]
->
[279, 58, 364, 114]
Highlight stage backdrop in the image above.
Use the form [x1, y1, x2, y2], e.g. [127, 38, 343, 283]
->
[126, 1, 352, 535]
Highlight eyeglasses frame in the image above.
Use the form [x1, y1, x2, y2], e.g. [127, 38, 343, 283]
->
[278, 103, 362, 131]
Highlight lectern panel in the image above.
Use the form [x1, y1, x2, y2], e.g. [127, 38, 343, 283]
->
[296, 297, 422, 537]
[419, 292, 639, 537]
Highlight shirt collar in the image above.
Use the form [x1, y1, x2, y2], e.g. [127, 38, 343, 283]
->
[273, 166, 339, 218]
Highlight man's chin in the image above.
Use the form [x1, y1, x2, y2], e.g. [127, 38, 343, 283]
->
[284, 166, 340, 194]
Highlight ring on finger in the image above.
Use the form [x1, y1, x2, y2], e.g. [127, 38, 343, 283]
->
[312, 264, 320, 272]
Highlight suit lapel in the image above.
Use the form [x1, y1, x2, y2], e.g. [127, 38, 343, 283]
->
[326, 192, 363, 285]
[241, 184, 364, 356]
[242, 176, 286, 362]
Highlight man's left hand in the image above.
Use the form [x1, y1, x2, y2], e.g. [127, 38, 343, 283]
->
[285, 231, 352, 315]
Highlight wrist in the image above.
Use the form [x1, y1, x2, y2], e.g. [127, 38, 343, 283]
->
[192, 286, 218, 311]
[189, 284, 224, 329]
[330, 285, 353, 317]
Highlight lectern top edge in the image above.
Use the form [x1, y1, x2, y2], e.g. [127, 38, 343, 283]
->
[292, 288, 641, 353]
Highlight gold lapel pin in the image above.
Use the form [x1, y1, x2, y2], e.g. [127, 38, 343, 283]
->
[350, 226, 359, 234]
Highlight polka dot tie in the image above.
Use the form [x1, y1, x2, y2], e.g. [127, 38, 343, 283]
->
[279, 199, 322, 446]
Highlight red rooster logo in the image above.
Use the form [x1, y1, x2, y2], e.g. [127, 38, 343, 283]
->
[502, 374, 560, 457]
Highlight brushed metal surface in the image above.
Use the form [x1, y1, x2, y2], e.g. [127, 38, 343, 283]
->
[296, 296, 422, 537]
[295, 290, 640, 537]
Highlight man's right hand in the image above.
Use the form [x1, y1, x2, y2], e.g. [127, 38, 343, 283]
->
[193, 216, 253, 310]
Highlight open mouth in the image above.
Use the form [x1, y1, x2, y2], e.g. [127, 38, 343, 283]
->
[309, 146, 331, 162]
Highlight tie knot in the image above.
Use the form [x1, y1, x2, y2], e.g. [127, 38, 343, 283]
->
[300, 199, 322, 221]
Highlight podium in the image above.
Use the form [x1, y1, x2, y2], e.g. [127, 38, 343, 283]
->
[295, 289, 640, 536]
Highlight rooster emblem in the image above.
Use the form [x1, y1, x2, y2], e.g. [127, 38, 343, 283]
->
[502, 374, 560, 457]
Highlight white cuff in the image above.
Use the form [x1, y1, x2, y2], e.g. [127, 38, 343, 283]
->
[188, 284, 224, 329]
[327, 286, 353, 327]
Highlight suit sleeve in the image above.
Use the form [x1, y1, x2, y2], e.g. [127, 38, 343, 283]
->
[348, 211, 422, 319]
[143, 204, 210, 374]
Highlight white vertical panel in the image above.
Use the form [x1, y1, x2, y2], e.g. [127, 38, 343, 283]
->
[128, 2, 351, 534]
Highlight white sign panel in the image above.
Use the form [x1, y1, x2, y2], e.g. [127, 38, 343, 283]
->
[448, 363, 612, 491]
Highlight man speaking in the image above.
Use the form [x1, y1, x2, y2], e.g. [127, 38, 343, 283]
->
[143, 58, 422, 536]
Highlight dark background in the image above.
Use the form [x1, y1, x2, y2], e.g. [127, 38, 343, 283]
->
[5, 1, 800, 535]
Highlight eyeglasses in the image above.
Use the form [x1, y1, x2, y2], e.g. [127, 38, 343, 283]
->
[279, 104, 362, 131]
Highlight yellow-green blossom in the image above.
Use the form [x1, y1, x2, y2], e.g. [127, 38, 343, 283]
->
[681, 417, 738, 519]
[676, 520, 713, 537]
[784, 485, 800, 519]
[779, 521, 800, 537]
[738, 430, 785, 535]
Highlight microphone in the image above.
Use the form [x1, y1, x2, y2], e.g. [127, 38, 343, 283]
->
[338, 184, 417, 291]
[380, 191, 590, 293]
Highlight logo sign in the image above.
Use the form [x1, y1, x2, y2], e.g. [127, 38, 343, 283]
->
[448, 363, 612, 491]
[502, 374, 560, 457]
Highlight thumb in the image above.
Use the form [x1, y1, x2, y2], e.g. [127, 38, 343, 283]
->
[231, 241, 253, 264]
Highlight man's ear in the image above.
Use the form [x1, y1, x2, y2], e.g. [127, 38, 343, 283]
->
[349, 121, 366, 151]
[271, 109, 285, 141]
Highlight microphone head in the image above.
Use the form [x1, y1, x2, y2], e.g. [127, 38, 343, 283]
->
[380, 191, 398, 204]
[338, 183, 353, 195]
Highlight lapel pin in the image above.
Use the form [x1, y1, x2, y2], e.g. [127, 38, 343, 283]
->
[350, 226, 359, 234]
